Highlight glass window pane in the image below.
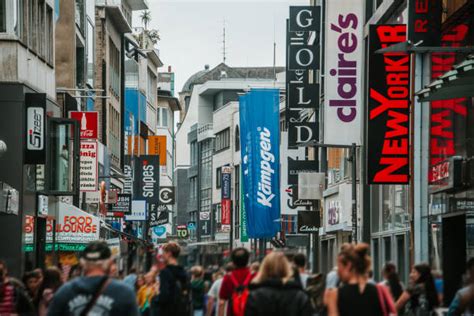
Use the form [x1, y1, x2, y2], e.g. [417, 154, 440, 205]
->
[397, 235, 407, 283]
[384, 236, 391, 263]
[0, 0, 6, 32]
[50, 122, 76, 193]
[372, 239, 380, 281]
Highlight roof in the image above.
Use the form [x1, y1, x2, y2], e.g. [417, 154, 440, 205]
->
[158, 89, 181, 111]
[180, 63, 284, 93]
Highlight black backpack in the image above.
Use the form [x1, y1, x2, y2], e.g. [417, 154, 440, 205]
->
[172, 272, 192, 316]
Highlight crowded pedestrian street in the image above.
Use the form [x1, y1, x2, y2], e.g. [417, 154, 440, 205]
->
[1, 0, 474, 315]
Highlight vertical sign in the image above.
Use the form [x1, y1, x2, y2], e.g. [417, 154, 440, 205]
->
[123, 155, 133, 195]
[286, 7, 321, 148]
[324, 0, 364, 145]
[240, 89, 280, 238]
[134, 155, 160, 203]
[79, 140, 98, 192]
[240, 169, 249, 242]
[25, 93, 46, 164]
[148, 135, 167, 165]
[221, 166, 232, 225]
[367, 25, 411, 184]
[69, 111, 99, 139]
[408, 0, 442, 47]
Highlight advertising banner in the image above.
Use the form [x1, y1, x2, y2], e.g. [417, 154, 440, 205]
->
[324, 0, 364, 145]
[110, 194, 132, 214]
[149, 204, 170, 227]
[25, 93, 46, 164]
[134, 155, 160, 203]
[125, 200, 147, 221]
[147, 135, 167, 165]
[408, 0, 442, 47]
[367, 25, 410, 184]
[240, 89, 280, 238]
[240, 169, 249, 242]
[69, 111, 99, 139]
[123, 155, 133, 195]
[221, 199, 231, 225]
[79, 140, 98, 192]
[297, 210, 320, 233]
[55, 202, 100, 243]
[221, 167, 232, 225]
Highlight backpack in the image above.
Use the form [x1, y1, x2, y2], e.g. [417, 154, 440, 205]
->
[229, 273, 253, 316]
[306, 273, 326, 314]
[173, 273, 192, 316]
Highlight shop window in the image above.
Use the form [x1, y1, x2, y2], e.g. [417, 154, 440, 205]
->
[396, 235, 407, 283]
[372, 239, 380, 281]
[384, 236, 392, 263]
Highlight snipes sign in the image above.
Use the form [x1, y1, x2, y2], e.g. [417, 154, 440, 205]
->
[134, 155, 160, 204]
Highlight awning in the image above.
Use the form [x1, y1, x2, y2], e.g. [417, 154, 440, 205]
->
[416, 54, 474, 102]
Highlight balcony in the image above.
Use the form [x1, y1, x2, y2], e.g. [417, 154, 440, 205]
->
[197, 123, 214, 142]
[96, 0, 142, 33]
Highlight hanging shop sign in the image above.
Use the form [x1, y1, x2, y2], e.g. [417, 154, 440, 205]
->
[367, 25, 411, 184]
[159, 186, 175, 205]
[240, 169, 249, 242]
[324, 183, 353, 232]
[38, 195, 49, 217]
[123, 156, 133, 195]
[187, 221, 196, 231]
[429, 23, 469, 181]
[69, 111, 98, 139]
[221, 199, 231, 226]
[152, 225, 167, 239]
[221, 167, 232, 225]
[408, 0, 442, 47]
[289, 6, 320, 32]
[148, 136, 167, 165]
[55, 202, 100, 243]
[429, 156, 463, 194]
[200, 219, 211, 237]
[125, 200, 147, 221]
[324, 0, 363, 146]
[298, 172, 325, 200]
[177, 225, 189, 239]
[297, 210, 320, 233]
[134, 155, 160, 204]
[25, 93, 46, 164]
[79, 140, 98, 192]
[240, 89, 281, 238]
[149, 204, 169, 227]
[110, 193, 132, 214]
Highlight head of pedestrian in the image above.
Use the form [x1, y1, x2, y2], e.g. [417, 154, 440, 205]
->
[191, 265, 204, 280]
[294, 253, 307, 272]
[231, 247, 250, 268]
[162, 242, 180, 265]
[253, 251, 292, 284]
[80, 240, 113, 276]
[337, 242, 371, 282]
[409, 263, 439, 308]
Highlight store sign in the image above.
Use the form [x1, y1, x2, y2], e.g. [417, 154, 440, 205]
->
[297, 210, 320, 233]
[69, 111, 98, 139]
[221, 199, 231, 225]
[125, 200, 147, 221]
[324, 0, 363, 145]
[187, 221, 196, 231]
[288, 7, 320, 70]
[451, 198, 474, 212]
[55, 202, 100, 243]
[149, 204, 169, 227]
[159, 186, 175, 205]
[221, 167, 232, 225]
[148, 136, 167, 165]
[199, 211, 210, 221]
[429, 24, 469, 181]
[200, 219, 211, 236]
[80, 140, 98, 192]
[38, 195, 48, 217]
[289, 6, 319, 32]
[123, 156, 133, 195]
[367, 25, 410, 184]
[25, 93, 46, 164]
[110, 194, 132, 214]
[327, 200, 341, 225]
[134, 155, 160, 204]
[177, 225, 189, 239]
[429, 157, 463, 194]
[408, 0, 442, 47]
[152, 225, 167, 239]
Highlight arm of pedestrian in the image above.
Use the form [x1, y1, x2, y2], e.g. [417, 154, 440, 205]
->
[325, 288, 339, 316]
[395, 291, 411, 312]
[206, 296, 215, 316]
[217, 299, 227, 316]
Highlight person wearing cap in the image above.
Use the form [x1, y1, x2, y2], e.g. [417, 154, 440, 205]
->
[47, 241, 139, 316]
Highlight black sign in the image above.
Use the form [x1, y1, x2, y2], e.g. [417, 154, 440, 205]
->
[297, 210, 320, 233]
[289, 6, 320, 32]
[134, 155, 160, 203]
[149, 204, 169, 227]
[200, 219, 211, 237]
[25, 93, 47, 164]
[450, 198, 474, 212]
[408, 0, 442, 47]
[367, 25, 410, 184]
[288, 158, 318, 185]
[110, 194, 132, 214]
[159, 186, 175, 205]
[123, 156, 133, 195]
[177, 225, 189, 239]
[429, 157, 463, 194]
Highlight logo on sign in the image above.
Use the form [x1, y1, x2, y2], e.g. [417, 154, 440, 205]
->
[159, 187, 175, 205]
[142, 160, 157, 198]
[70, 111, 99, 139]
[27, 107, 44, 150]
[153, 226, 166, 237]
[177, 225, 189, 239]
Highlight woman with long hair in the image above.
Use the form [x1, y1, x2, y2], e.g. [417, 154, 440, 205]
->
[382, 263, 404, 301]
[35, 267, 63, 316]
[137, 272, 157, 316]
[396, 263, 439, 315]
[244, 251, 313, 316]
[326, 243, 396, 316]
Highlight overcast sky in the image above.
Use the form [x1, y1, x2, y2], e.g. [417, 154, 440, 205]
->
[134, 0, 309, 94]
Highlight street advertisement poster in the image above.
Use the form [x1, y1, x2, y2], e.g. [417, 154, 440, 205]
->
[177, 225, 189, 239]
[324, 0, 363, 146]
[147, 136, 167, 165]
[110, 193, 132, 214]
[367, 25, 410, 184]
[280, 132, 306, 215]
[240, 169, 249, 242]
[79, 140, 98, 192]
[134, 155, 160, 204]
[297, 210, 320, 234]
[408, 0, 442, 47]
[25, 93, 46, 164]
[240, 89, 280, 238]
[123, 155, 133, 195]
[221, 167, 232, 225]
[69, 111, 98, 139]
[429, 23, 469, 183]
[152, 225, 168, 241]
[125, 200, 147, 221]
[149, 204, 169, 227]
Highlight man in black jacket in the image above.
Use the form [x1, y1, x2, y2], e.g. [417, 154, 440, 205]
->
[152, 242, 190, 316]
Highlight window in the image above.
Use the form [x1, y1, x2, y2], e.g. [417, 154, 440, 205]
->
[215, 128, 230, 152]
[190, 141, 198, 166]
[158, 108, 169, 127]
[86, 21, 95, 86]
[109, 38, 120, 96]
[147, 69, 156, 102]
[235, 125, 240, 151]
[216, 167, 222, 189]
[0, 0, 6, 32]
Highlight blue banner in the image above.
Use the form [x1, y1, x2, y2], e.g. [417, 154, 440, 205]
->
[239, 89, 280, 238]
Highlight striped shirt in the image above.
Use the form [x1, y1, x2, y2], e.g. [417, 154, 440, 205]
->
[0, 284, 16, 314]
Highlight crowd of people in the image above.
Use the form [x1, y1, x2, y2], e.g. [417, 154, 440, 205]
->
[1, 240, 474, 315]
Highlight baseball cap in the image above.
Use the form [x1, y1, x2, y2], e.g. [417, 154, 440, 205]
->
[82, 241, 112, 261]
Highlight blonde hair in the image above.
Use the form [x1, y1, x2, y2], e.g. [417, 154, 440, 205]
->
[252, 252, 292, 284]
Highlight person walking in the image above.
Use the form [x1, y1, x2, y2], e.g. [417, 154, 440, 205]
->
[123, 268, 138, 292]
[191, 266, 206, 316]
[35, 267, 63, 316]
[381, 263, 404, 301]
[325, 243, 396, 316]
[47, 240, 139, 316]
[151, 242, 191, 316]
[447, 258, 474, 315]
[218, 248, 254, 316]
[294, 253, 310, 289]
[137, 272, 157, 316]
[22, 270, 42, 302]
[244, 251, 313, 316]
[395, 263, 439, 315]
[0, 260, 35, 315]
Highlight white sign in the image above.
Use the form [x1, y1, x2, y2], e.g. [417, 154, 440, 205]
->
[324, 0, 364, 145]
[199, 212, 210, 220]
[324, 183, 353, 232]
[80, 140, 98, 192]
[280, 132, 306, 215]
[298, 172, 325, 200]
[38, 195, 48, 217]
[125, 200, 147, 221]
[55, 202, 100, 243]
[27, 107, 45, 150]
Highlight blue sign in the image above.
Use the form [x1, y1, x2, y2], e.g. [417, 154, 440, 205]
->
[221, 170, 231, 199]
[239, 89, 281, 238]
[153, 226, 166, 237]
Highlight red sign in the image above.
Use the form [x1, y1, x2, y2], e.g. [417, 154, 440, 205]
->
[408, 0, 442, 47]
[431, 160, 449, 183]
[367, 25, 411, 184]
[70, 111, 99, 139]
[221, 199, 231, 225]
